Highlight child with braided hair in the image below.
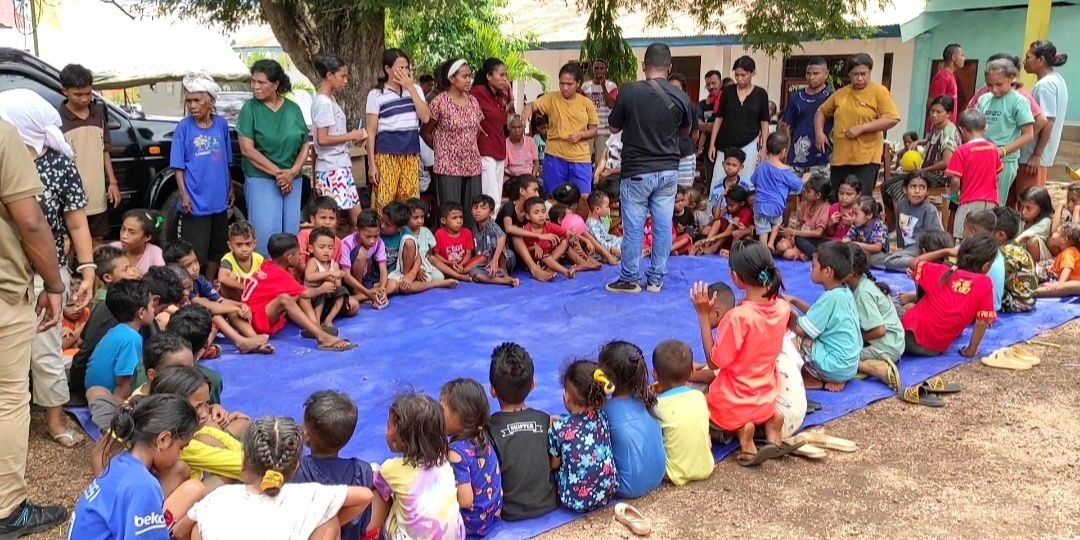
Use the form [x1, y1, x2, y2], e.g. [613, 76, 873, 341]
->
[549, 360, 617, 513]
[187, 416, 374, 540]
[597, 340, 666, 499]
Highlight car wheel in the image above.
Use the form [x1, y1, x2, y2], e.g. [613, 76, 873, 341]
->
[161, 191, 180, 245]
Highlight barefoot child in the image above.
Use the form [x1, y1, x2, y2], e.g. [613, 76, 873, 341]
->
[241, 233, 353, 351]
[111, 210, 165, 274]
[499, 175, 557, 282]
[991, 207, 1038, 312]
[217, 221, 264, 302]
[845, 197, 889, 256]
[339, 209, 392, 309]
[471, 195, 519, 283]
[651, 340, 712, 485]
[750, 132, 804, 250]
[292, 391, 378, 540]
[690, 240, 799, 465]
[694, 185, 752, 255]
[304, 227, 352, 327]
[84, 279, 155, 430]
[371, 393, 465, 539]
[777, 173, 830, 260]
[846, 245, 904, 392]
[598, 341, 666, 498]
[163, 241, 271, 354]
[71, 394, 206, 540]
[549, 360, 617, 513]
[706, 149, 749, 215]
[434, 202, 517, 286]
[487, 343, 558, 521]
[902, 234, 998, 357]
[872, 174, 944, 271]
[585, 191, 622, 260]
[440, 379, 504, 536]
[1016, 186, 1054, 262]
[787, 241, 862, 392]
[188, 416, 374, 540]
[521, 197, 597, 279]
[394, 199, 459, 294]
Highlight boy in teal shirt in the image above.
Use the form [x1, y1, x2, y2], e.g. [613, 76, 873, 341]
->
[786, 241, 862, 392]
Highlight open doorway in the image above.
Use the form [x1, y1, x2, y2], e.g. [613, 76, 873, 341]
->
[671, 56, 702, 102]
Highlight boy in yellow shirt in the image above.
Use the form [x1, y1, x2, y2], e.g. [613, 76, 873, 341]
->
[651, 340, 713, 485]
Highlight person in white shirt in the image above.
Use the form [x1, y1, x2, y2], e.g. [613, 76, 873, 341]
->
[582, 59, 619, 168]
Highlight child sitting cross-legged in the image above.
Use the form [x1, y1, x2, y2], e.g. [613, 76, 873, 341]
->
[242, 233, 354, 351]
[776, 173, 831, 261]
[872, 173, 944, 271]
[550, 203, 615, 266]
[487, 343, 559, 521]
[902, 234, 998, 357]
[522, 197, 597, 279]
[304, 226, 353, 328]
[291, 390, 378, 540]
[990, 207, 1038, 311]
[471, 195, 520, 282]
[433, 201, 518, 286]
[693, 185, 752, 256]
[339, 209, 392, 309]
[70, 394, 207, 540]
[549, 360, 617, 513]
[786, 241, 863, 392]
[188, 416, 375, 540]
[750, 132, 805, 251]
[84, 279, 155, 431]
[370, 392, 465, 539]
[163, 240, 272, 354]
[689, 240, 801, 466]
[394, 198, 459, 294]
[440, 379, 504, 536]
[1036, 222, 1080, 297]
[844, 197, 889, 258]
[217, 220, 264, 302]
[597, 341, 666, 498]
[1016, 186, 1055, 263]
[826, 176, 861, 241]
[845, 244, 905, 392]
[650, 340, 712, 485]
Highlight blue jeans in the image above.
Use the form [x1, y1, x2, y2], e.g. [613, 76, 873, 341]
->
[619, 170, 678, 285]
[245, 176, 301, 255]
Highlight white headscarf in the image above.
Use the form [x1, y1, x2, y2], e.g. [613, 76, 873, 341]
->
[182, 74, 220, 100]
[0, 88, 74, 158]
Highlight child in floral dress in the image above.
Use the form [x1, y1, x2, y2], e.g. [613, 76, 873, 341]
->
[548, 360, 617, 513]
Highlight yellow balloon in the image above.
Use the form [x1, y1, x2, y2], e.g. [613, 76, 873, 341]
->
[900, 150, 924, 172]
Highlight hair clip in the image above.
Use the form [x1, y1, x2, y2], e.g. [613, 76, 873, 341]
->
[592, 369, 615, 395]
[758, 269, 770, 284]
[260, 470, 284, 491]
[154, 215, 165, 228]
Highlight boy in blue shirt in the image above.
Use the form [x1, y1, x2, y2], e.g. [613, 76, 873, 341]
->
[84, 279, 155, 430]
[751, 132, 805, 252]
[786, 241, 862, 392]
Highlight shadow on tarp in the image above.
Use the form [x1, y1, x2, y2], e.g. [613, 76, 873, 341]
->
[67, 256, 1080, 539]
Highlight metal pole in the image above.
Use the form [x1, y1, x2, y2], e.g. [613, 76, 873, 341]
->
[29, 0, 40, 56]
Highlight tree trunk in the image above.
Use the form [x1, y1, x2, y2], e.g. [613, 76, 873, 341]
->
[259, 0, 386, 126]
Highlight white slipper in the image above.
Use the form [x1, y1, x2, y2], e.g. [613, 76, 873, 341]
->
[783, 438, 826, 459]
[793, 431, 857, 452]
[614, 502, 652, 536]
[981, 349, 1033, 371]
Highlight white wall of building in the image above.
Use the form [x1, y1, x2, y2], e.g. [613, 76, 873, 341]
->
[520, 37, 915, 130]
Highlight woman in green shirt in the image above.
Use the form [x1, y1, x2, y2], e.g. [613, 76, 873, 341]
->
[237, 59, 311, 255]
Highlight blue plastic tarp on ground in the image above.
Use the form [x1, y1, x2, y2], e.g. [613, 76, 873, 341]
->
[68, 256, 1080, 539]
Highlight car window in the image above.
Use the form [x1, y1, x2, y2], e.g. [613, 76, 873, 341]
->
[0, 72, 65, 109]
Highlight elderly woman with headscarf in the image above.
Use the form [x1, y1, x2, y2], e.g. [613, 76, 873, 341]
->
[171, 74, 234, 278]
[0, 88, 94, 448]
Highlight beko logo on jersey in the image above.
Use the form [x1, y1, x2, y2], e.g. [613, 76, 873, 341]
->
[133, 512, 167, 529]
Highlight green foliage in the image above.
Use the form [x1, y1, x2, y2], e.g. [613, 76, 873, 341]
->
[578, 0, 637, 84]
[386, 0, 546, 87]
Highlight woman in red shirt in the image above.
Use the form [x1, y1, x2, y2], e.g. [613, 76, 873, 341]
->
[471, 58, 515, 204]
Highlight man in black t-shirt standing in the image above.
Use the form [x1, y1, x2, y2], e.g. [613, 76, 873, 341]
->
[605, 43, 693, 294]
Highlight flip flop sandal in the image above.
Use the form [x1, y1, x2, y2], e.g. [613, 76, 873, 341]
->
[782, 439, 827, 459]
[793, 431, 858, 452]
[1008, 346, 1041, 367]
[50, 428, 85, 448]
[806, 399, 823, 413]
[980, 350, 1032, 371]
[864, 358, 902, 392]
[900, 385, 946, 408]
[317, 340, 357, 352]
[200, 344, 222, 360]
[736, 443, 785, 467]
[322, 325, 339, 337]
[921, 376, 961, 394]
[613, 503, 653, 536]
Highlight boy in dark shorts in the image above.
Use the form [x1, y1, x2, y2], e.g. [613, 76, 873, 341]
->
[433, 201, 518, 286]
[487, 342, 559, 521]
[292, 390, 376, 540]
[471, 195, 517, 277]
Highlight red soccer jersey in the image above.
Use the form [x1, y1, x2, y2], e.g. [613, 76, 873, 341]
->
[901, 260, 997, 353]
[945, 138, 1002, 205]
[433, 227, 475, 265]
[522, 221, 566, 255]
[241, 261, 306, 335]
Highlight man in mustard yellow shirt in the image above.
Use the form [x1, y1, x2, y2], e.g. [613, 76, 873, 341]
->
[814, 53, 901, 200]
[525, 63, 598, 208]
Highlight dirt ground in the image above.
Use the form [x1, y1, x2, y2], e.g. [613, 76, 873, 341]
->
[20, 319, 1080, 540]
